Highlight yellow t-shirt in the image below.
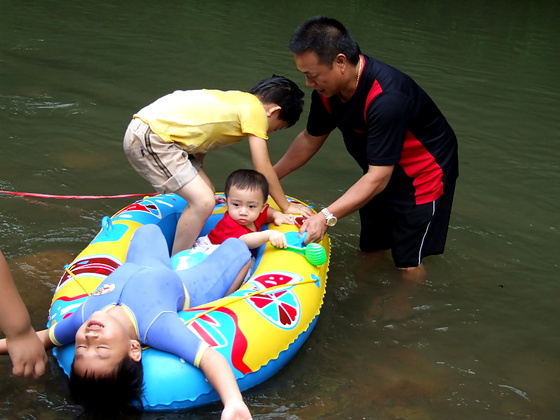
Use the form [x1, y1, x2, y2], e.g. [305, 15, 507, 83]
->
[134, 89, 269, 153]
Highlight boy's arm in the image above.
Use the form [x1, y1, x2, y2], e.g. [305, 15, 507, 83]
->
[274, 129, 328, 178]
[247, 135, 312, 217]
[0, 329, 53, 355]
[199, 348, 252, 420]
[0, 329, 53, 378]
[0, 251, 49, 378]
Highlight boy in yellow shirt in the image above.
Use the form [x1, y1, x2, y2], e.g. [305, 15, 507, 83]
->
[123, 75, 312, 254]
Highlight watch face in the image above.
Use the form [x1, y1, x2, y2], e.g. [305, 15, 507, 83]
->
[321, 208, 337, 227]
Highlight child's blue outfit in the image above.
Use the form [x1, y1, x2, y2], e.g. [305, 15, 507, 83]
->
[49, 224, 251, 367]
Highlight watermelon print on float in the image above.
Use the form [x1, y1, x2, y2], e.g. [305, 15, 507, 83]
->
[244, 271, 304, 329]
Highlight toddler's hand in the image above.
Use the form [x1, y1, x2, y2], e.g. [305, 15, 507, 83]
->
[274, 212, 294, 226]
[268, 231, 287, 248]
[284, 202, 313, 218]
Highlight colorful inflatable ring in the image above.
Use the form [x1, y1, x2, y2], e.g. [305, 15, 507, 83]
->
[48, 193, 330, 411]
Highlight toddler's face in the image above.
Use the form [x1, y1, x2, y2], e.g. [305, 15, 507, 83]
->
[73, 311, 132, 376]
[226, 186, 267, 227]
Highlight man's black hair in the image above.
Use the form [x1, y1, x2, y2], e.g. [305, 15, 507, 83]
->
[289, 16, 361, 66]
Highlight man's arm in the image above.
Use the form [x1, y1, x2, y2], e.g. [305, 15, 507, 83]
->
[301, 164, 394, 243]
[274, 129, 329, 179]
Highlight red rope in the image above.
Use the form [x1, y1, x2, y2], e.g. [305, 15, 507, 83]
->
[0, 191, 157, 200]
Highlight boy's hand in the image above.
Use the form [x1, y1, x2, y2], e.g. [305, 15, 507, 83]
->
[268, 231, 287, 248]
[284, 202, 313, 218]
[221, 399, 252, 420]
[6, 327, 47, 378]
[199, 348, 252, 420]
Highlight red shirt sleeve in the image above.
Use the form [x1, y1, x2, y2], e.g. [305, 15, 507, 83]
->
[207, 205, 270, 244]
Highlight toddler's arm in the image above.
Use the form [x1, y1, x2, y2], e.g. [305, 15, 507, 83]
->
[268, 207, 295, 226]
[0, 251, 48, 378]
[238, 230, 286, 249]
[199, 348, 252, 420]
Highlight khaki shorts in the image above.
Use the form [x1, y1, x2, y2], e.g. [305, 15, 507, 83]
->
[123, 119, 201, 193]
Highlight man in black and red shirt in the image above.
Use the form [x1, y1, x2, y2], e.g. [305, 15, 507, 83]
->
[274, 16, 458, 274]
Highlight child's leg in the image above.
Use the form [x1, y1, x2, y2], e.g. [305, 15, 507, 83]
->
[177, 238, 251, 307]
[225, 259, 252, 295]
[172, 176, 215, 254]
[123, 120, 213, 253]
[127, 224, 170, 267]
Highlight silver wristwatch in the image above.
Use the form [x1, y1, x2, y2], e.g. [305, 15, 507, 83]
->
[320, 208, 338, 227]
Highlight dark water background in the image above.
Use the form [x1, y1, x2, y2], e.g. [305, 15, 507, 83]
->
[1, 0, 559, 419]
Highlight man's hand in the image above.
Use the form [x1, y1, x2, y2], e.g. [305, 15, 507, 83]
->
[300, 213, 328, 244]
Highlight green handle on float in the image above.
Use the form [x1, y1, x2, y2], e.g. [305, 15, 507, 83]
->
[274, 232, 327, 267]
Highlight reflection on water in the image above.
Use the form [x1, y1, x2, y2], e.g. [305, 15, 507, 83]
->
[1, 0, 559, 418]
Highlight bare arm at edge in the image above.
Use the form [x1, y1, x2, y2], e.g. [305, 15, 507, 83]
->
[199, 347, 252, 420]
[0, 251, 48, 378]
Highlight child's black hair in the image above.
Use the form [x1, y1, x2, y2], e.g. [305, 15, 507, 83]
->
[69, 356, 144, 418]
[225, 169, 269, 202]
[249, 75, 304, 127]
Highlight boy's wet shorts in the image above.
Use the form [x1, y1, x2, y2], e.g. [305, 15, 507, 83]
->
[358, 181, 456, 268]
[123, 118, 201, 193]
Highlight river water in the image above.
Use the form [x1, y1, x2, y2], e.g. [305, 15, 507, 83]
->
[1, 1, 559, 419]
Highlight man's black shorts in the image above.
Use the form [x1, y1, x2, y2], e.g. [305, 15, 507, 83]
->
[359, 181, 456, 268]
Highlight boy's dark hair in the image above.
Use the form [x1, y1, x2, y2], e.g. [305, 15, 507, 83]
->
[249, 75, 304, 127]
[69, 356, 144, 418]
[289, 16, 361, 67]
[225, 169, 269, 202]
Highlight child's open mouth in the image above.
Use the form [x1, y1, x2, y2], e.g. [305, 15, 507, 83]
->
[86, 320, 105, 330]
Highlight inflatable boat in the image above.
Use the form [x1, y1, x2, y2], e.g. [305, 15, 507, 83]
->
[47, 193, 330, 411]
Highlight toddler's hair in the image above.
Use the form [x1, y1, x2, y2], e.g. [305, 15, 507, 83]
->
[69, 356, 144, 417]
[249, 75, 304, 127]
[225, 169, 269, 202]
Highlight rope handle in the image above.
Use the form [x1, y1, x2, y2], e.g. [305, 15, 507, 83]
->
[182, 278, 319, 325]
[1, 190, 157, 199]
